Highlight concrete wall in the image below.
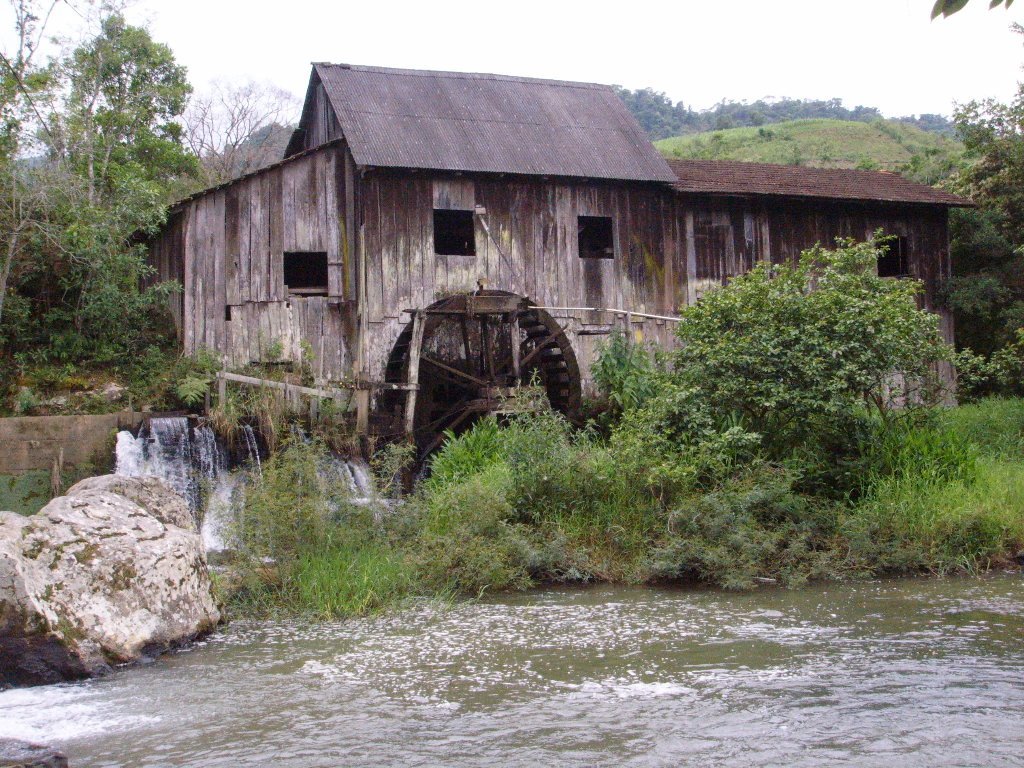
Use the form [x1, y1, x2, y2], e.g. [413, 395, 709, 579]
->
[0, 412, 143, 475]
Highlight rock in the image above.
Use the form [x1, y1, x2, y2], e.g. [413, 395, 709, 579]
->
[0, 738, 69, 767]
[66, 475, 195, 531]
[0, 476, 220, 688]
[97, 383, 125, 403]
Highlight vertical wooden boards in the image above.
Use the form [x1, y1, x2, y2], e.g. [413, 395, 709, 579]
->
[250, 174, 268, 302]
[326, 148, 344, 299]
[225, 186, 241, 307]
[269, 171, 284, 301]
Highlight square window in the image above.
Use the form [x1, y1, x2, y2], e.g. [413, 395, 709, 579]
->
[433, 209, 476, 256]
[877, 236, 909, 277]
[578, 216, 614, 259]
[283, 251, 328, 295]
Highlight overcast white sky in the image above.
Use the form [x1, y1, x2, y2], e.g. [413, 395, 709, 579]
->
[16, 0, 1024, 118]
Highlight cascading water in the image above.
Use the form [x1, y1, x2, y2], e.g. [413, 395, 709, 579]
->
[114, 417, 372, 553]
[114, 417, 225, 513]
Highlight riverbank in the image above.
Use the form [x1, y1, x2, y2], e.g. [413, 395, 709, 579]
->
[3, 575, 1022, 767]
[218, 396, 1024, 620]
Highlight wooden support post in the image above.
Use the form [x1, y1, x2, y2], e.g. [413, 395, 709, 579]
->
[217, 373, 227, 406]
[510, 314, 521, 384]
[50, 446, 63, 498]
[404, 310, 426, 438]
[355, 389, 370, 434]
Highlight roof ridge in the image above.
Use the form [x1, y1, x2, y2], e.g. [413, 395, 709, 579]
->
[313, 62, 607, 90]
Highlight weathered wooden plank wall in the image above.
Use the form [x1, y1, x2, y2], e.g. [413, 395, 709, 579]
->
[676, 195, 952, 340]
[147, 144, 356, 383]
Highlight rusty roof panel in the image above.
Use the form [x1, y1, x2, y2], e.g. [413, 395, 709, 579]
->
[313, 64, 677, 183]
[667, 158, 971, 206]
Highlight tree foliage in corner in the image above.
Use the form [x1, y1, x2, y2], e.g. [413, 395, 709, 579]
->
[0, 3, 197, 388]
[932, 0, 1014, 18]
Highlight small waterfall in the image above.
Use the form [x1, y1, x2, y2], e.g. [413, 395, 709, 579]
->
[114, 417, 376, 551]
[202, 472, 243, 553]
[240, 424, 262, 476]
[114, 418, 270, 554]
[114, 417, 225, 513]
[341, 459, 372, 500]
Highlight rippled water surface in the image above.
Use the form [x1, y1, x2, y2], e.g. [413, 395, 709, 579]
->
[3, 576, 1024, 767]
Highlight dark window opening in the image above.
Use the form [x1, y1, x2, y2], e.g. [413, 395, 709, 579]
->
[283, 251, 328, 295]
[433, 209, 476, 256]
[225, 305, 233, 322]
[578, 216, 614, 259]
[877, 236, 909, 277]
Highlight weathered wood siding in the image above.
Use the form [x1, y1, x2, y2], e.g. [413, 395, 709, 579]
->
[678, 195, 953, 341]
[147, 144, 357, 383]
[357, 171, 953, 393]
[357, 171, 682, 391]
[289, 76, 343, 155]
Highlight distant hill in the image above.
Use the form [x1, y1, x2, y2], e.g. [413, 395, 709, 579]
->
[613, 88, 956, 141]
[654, 119, 964, 185]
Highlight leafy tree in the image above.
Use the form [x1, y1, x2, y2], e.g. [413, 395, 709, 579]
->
[52, 10, 196, 205]
[1, 4, 196, 379]
[0, 0, 63, 328]
[946, 32, 1024, 359]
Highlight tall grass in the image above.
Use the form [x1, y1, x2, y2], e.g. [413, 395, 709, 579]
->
[848, 459, 1024, 574]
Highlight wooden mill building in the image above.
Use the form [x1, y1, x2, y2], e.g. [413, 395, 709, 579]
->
[147, 63, 969, 450]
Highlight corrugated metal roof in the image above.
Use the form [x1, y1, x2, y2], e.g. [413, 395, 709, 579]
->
[311, 63, 677, 183]
[667, 158, 971, 206]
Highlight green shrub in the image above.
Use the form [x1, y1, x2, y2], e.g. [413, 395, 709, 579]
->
[591, 329, 660, 416]
[647, 468, 843, 590]
[670, 238, 951, 457]
[412, 463, 546, 594]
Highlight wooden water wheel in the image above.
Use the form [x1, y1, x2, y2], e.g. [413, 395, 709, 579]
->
[382, 291, 580, 455]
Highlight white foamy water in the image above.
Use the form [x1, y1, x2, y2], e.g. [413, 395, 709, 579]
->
[114, 417, 225, 513]
[0, 685, 159, 743]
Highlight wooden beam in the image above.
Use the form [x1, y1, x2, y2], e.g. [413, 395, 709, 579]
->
[510, 314, 521, 384]
[216, 371, 352, 402]
[403, 310, 426, 436]
[519, 331, 560, 370]
[421, 354, 489, 388]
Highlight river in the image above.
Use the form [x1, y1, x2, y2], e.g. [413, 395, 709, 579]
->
[1, 575, 1022, 767]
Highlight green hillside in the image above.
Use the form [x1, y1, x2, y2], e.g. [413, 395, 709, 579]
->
[654, 119, 964, 184]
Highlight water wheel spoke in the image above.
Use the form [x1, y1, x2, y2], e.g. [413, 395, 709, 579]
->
[519, 331, 561, 370]
[421, 355, 490, 388]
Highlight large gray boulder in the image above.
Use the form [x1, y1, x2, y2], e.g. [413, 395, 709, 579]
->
[0, 475, 221, 688]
